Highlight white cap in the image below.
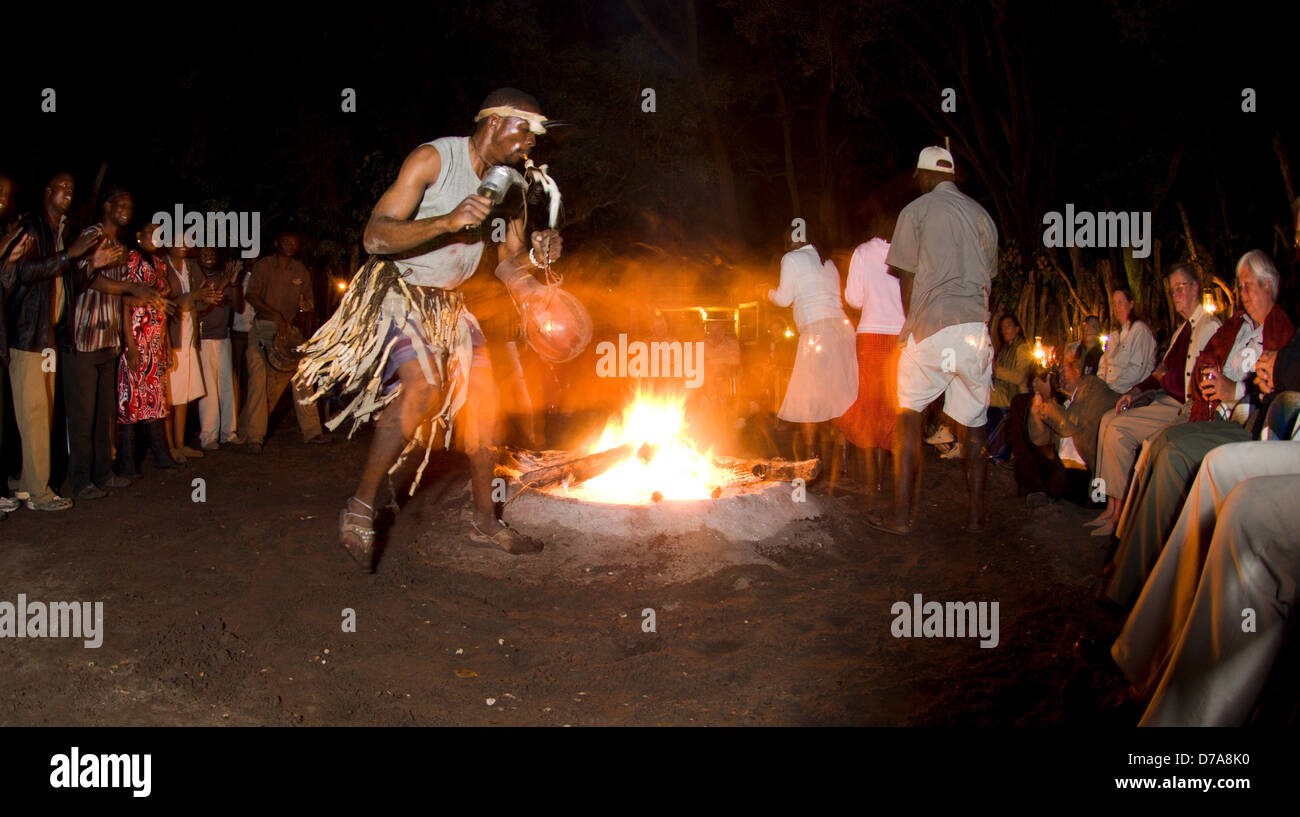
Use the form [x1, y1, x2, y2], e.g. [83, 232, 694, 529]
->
[916, 146, 955, 174]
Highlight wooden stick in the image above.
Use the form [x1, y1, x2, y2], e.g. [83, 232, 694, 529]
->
[519, 443, 635, 489]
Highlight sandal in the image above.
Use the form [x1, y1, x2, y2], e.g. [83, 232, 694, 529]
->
[864, 511, 910, 537]
[339, 497, 377, 572]
[468, 520, 544, 555]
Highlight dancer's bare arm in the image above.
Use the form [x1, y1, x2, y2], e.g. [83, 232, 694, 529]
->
[363, 145, 492, 255]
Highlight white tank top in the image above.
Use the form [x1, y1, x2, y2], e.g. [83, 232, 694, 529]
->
[391, 136, 486, 288]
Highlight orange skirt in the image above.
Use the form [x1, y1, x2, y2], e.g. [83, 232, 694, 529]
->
[834, 332, 899, 449]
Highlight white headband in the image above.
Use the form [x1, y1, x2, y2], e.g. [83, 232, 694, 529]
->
[474, 106, 548, 135]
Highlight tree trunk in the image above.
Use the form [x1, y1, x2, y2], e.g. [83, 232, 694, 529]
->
[773, 72, 801, 219]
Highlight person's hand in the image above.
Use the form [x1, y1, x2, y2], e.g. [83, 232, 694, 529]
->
[90, 239, 125, 270]
[1255, 350, 1277, 395]
[1031, 393, 1045, 417]
[1199, 365, 1225, 402]
[1031, 375, 1052, 401]
[1152, 363, 1168, 381]
[128, 284, 166, 313]
[127, 347, 141, 373]
[68, 225, 104, 259]
[5, 230, 32, 264]
[529, 229, 562, 265]
[273, 312, 292, 336]
[223, 260, 242, 284]
[443, 194, 493, 232]
[196, 283, 221, 306]
[1115, 389, 1137, 414]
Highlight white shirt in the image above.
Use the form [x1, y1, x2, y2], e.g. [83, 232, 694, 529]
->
[1222, 313, 1265, 400]
[1178, 305, 1221, 401]
[768, 245, 847, 330]
[1097, 319, 1156, 394]
[844, 238, 904, 335]
[232, 273, 255, 332]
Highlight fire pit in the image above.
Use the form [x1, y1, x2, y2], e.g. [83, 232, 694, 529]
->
[496, 392, 823, 547]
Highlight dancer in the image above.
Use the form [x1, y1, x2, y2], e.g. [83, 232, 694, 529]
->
[296, 88, 563, 571]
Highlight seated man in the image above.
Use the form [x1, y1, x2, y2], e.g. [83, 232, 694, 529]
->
[1104, 250, 1295, 607]
[1132, 475, 1300, 726]
[1111, 429, 1300, 706]
[1008, 341, 1119, 505]
[1089, 264, 1220, 534]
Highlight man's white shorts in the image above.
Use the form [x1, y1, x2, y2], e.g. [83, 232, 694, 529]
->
[897, 321, 993, 427]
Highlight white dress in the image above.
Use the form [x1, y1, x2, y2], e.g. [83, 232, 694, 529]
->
[168, 259, 207, 405]
[768, 246, 858, 423]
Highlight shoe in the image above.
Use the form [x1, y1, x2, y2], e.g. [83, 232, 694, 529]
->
[100, 475, 131, 489]
[468, 519, 544, 554]
[1091, 520, 1116, 538]
[1026, 491, 1051, 508]
[75, 484, 107, 500]
[26, 493, 73, 511]
[306, 433, 335, 445]
[339, 497, 378, 572]
[226, 434, 246, 446]
[170, 448, 188, 464]
[247, 443, 263, 455]
[180, 445, 204, 458]
[925, 426, 955, 446]
[0, 495, 19, 513]
[201, 441, 220, 451]
[940, 444, 963, 460]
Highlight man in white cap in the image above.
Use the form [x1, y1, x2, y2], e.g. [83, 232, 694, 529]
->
[868, 146, 999, 535]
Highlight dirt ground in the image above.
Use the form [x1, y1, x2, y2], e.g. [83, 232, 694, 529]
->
[0, 422, 1131, 726]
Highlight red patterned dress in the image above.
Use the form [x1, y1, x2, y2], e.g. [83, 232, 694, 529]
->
[117, 250, 171, 422]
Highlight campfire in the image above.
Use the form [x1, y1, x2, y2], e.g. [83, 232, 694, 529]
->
[558, 391, 730, 503]
[496, 390, 824, 547]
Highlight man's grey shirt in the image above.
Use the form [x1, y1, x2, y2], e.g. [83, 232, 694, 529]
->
[886, 180, 999, 345]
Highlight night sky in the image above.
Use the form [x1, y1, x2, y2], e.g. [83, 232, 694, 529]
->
[4, 0, 1298, 334]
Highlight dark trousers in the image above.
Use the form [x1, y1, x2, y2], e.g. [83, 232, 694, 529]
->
[1007, 393, 1091, 504]
[62, 346, 119, 492]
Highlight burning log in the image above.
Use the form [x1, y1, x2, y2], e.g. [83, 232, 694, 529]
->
[519, 443, 636, 489]
[712, 455, 821, 484]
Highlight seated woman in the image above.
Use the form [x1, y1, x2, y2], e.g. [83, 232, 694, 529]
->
[1096, 287, 1157, 396]
[987, 313, 1035, 460]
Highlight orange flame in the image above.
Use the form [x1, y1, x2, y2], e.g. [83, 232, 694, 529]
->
[555, 390, 731, 504]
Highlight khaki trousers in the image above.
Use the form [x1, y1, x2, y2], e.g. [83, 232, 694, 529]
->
[238, 320, 322, 445]
[1114, 440, 1300, 697]
[7, 349, 57, 501]
[1095, 393, 1181, 502]
[1137, 475, 1300, 726]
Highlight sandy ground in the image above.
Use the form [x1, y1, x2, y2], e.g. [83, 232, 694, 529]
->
[0, 426, 1131, 726]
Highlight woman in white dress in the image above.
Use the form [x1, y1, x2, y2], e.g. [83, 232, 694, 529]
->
[163, 238, 215, 462]
[767, 238, 858, 462]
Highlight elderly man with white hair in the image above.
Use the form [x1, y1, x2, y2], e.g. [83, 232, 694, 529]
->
[1086, 265, 1221, 537]
[1103, 250, 1295, 608]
